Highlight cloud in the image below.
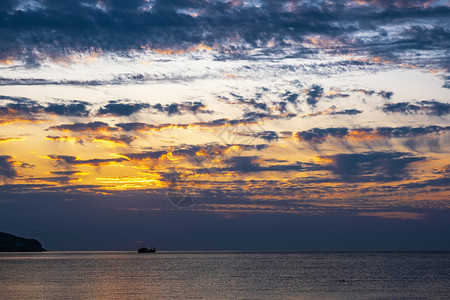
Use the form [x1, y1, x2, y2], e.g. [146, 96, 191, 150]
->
[121, 143, 268, 164]
[48, 122, 118, 132]
[123, 143, 231, 162]
[241, 111, 296, 122]
[46, 155, 128, 166]
[0, 0, 447, 69]
[296, 125, 450, 144]
[0, 100, 44, 124]
[0, 101, 43, 116]
[399, 25, 450, 52]
[115, 122, 167, 132]
[352, 89, 394, 100]
[0, 73, 204, 86]
[50, 170, 83, 176]
[296, 127, 350, 144]
[29, 176, 77, 184]
[0, 155, 17, 181]
[0, 97, 89, 121]
[44, 101, 91, 117]
[115, 117, 261, 132]
[98, 101, 150, 116]
[153, 102, 213, 116]
[382, 101, 450, 116]
[0, 137, 24, 143]
[306, 84, 324, 107]
[283, 92, 299, 104]
[321, 151, 426, 182]
[232, 131, 279, 142]
[92, 135, 136, 145]
[46, 134, 136, 146]
[225, 156, 263, 173]
[301, 106, 363, 118]
[358, 211, 426, 220]
[330, 109, 362, 115]
[399, 177, 450, 189]
[223, 92, 270, 111]
[225, 156, 303, 174]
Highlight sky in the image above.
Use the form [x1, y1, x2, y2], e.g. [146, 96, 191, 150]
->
[0, 0, 449, 251]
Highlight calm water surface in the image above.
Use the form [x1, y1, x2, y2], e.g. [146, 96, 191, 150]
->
[0, 251, 449, 299]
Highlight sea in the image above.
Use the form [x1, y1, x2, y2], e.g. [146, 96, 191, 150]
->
[0, 251, 449, 299]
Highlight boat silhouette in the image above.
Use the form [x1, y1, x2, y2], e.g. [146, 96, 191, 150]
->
[137, 247, 156, 253]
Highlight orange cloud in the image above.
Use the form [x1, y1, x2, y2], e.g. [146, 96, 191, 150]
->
[95, 175, 165, 190]
[358, 211, 427, 220]
[0, 137, 25, 143]
[0, 118, 45, 126]
[0, 58, 14, 65]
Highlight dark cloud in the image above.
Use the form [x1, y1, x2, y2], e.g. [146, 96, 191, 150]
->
[48, 121, 118, 132]
[400, 177, 450, 189]
[378, 91, 394, 100]
[399, 25, 450, 52]
[225, 156, 302, 173]
[0, 0, 17, 11]
[0, 75, 141, 86]
[0, 95, 35, 102]
[0, 99, 43, 124]
[233, 131, 279, 142]
[123, 143, 229, 161]
[115, 117, 263, 132]
[1, 96, 89, 120]
[47, 155, 128, 166]
[376, 126, 450, 137]
[443, 76, 450, 89]
[121, 150, 168, 161]
[46, 134, 136, 146]
[241, 111, 296, 122]
[98, 101, 150, 116]
[44, 101, 90, 117]
[50, 170, 83, 176]
[0, 155, 17, 181]
[166, 104, 179, 116]
[382, 101, 450, 116]
[20, 162, 34, 169]
[296, 127, 349, 144]
[0, 72, 212, 86]
[225, 92, 270, 111]
[94, 135, 136, 145]
[302, 106, 363, 117]
[0, 0, 447, 69]
[1, 96, 214, 121]
[153, 102, 213, 116]
[30, 176, 76, 183]
[306, 84, 323, 107]
[0, 102, 43, 116]
[115, 122, 162, 132]
[122, 143, 268, 164]
[330, 109, 362, 115]
[353, 0, 439, 9]
[322, 151, 426, 182]
[225, 156, 262, 173]
[352, 89, 394, 100]
[296, 126, 450, 144]
[283, 92, 299, 104]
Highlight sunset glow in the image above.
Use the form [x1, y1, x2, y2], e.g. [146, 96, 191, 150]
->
[0, 0, 449, 251]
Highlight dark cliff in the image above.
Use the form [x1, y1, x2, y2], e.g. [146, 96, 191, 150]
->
[0, 232, 46, 252]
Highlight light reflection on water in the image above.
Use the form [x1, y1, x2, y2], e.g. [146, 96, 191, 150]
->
[0, 251, 449, 299]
